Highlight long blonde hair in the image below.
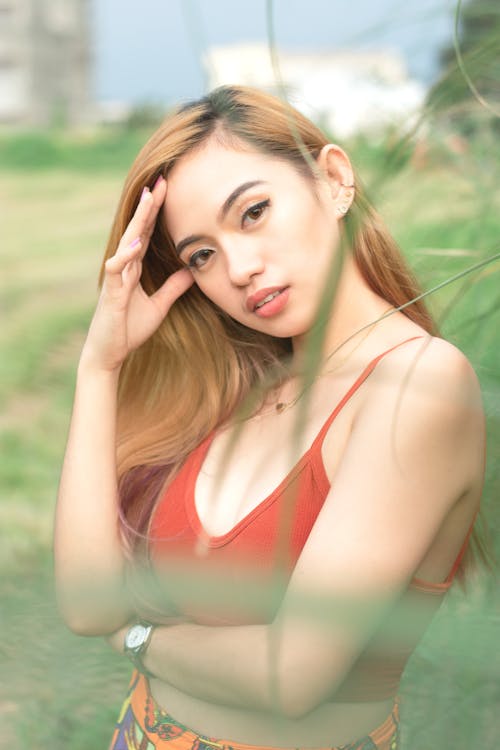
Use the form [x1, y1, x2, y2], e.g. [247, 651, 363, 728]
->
[100, 85, 486, 577]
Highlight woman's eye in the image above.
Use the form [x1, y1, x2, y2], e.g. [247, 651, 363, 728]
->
[187, 248, 214, 270]
[242, 199, 270, 227]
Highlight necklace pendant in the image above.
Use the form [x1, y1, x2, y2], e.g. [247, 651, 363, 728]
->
[275, 402, 287, 413]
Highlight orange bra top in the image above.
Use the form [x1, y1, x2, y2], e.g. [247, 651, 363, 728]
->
[150, 336, 475, 701]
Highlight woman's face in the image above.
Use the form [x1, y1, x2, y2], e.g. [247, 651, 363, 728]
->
[164, 138, 349, 340]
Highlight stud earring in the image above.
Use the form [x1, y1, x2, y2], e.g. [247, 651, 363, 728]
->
[337, 183, 354, 216]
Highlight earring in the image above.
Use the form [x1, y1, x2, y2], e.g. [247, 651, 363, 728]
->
[337, 182, 354, 216]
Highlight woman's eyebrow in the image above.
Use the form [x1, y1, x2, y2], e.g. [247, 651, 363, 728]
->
[218, 180, 268, 221]
[175, 180, 268, 256]
[175, 234, 205, 256]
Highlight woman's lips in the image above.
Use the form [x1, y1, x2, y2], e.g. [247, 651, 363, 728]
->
[246, 286, 287, 312]
[251, 287, 290, 318]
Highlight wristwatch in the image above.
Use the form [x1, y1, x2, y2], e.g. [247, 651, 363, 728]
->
[124, 621, 154, 674]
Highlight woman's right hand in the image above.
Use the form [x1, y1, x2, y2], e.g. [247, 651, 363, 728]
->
[81, 176, 194, 373]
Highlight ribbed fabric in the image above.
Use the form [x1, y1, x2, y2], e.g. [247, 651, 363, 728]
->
[150, 336, 473, 700]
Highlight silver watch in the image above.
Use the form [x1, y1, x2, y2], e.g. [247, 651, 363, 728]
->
[124, 621, 154, 674]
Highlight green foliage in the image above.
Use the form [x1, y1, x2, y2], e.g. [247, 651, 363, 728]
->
[124, 103, 169, 130]
[427, 0, 500, 129]
[441, 0, 500, 97]
[0, 128, 153, 172]
[0, 566, 131, 749]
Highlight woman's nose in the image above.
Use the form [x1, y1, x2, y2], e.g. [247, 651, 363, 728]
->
[224, 242, 265, 286]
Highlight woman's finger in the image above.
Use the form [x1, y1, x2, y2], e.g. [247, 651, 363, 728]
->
[151, 267, 194, 316]
[121, 177, 167, 254]
[104, 238, 142, 290]
[142, 176, 167, 239]
[122, 256, 142, 289]
[119, 188, 155, 250]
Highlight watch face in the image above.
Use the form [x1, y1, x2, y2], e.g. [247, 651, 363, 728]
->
[126, 624, 147, 650]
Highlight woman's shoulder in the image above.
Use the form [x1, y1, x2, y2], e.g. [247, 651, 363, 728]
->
[360, 333, 485, 463]
[371, 333, 481, 402]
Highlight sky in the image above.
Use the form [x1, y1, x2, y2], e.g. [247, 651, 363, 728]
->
[90, 0, 456, 105]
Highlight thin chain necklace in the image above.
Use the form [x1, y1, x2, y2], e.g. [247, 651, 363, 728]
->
[274, 306, 395, 414]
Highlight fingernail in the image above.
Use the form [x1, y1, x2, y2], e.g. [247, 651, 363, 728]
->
[130, 238, 141, 249]
[140, 187, 150, 201]
[153, 175, 164, 189]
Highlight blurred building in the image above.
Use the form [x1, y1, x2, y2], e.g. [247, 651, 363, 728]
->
[0, 0, 91, 126]
[205, 43, 426, 139]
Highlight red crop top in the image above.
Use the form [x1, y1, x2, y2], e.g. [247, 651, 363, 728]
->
[150, 337, 475, 701]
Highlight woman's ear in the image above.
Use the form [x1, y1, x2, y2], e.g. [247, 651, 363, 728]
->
[317, 144, 355, 217]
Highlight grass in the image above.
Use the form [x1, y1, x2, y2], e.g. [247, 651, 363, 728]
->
[0, 126, 499, 748]
[1, 164, 133, 748]
[0, 127, 153, 172]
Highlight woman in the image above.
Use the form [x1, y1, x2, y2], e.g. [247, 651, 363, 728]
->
[55, 86, 485, 750]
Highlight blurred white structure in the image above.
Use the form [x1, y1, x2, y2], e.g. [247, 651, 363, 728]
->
[205, 43, 426, 138]
[0, 0, 91, 126]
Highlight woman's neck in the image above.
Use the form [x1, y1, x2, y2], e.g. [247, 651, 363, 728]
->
[290, 257, 392, 370]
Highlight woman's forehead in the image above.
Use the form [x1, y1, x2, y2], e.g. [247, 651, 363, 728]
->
[164, 142, 301, 223]
[168, 140, 287, 187]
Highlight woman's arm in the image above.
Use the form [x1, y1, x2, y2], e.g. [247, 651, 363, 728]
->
[55, 362, 128, 635]
[54, 179, 193, 635]
[109, 339, 485, 716]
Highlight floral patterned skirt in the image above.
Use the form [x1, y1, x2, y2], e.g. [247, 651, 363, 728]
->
[109, 671, 399, 750]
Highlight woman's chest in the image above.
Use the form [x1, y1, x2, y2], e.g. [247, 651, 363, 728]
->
[149, 378, 365, 623]
[149, 408, 352, 623]
[194, 396, 355, 538]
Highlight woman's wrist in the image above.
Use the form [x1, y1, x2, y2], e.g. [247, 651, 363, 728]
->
[77, 351, 123, 381]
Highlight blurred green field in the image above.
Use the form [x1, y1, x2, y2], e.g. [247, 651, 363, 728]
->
[0, 126, 499, 749]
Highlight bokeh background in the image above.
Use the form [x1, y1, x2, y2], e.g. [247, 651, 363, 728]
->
[1, 1, 499, 747]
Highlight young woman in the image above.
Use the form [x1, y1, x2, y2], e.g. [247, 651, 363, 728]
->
[55, 86, 486, 750]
